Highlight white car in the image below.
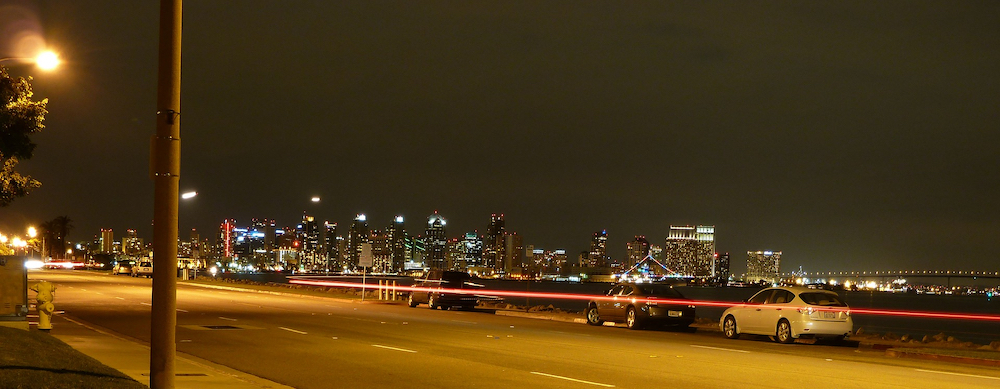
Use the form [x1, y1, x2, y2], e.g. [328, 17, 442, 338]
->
[720, 286, 853, 343]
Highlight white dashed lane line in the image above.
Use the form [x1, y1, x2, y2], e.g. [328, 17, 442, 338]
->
[278, 327, 307, 335]
[530, 372, 615, 387]
[689, 345, 750, 353]
[915, 369, 1000, 381]
[371, 344, 417, 353]
[219, 317, 237, 321]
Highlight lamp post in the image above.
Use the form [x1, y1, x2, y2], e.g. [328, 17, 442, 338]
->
[150, 1, 182, 388]
[27, 227, 37, 258]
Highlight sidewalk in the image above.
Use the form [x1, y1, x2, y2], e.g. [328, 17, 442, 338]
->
[51, 315, 293, 389]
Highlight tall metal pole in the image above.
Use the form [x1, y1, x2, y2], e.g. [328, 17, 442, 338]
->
[151, 1, 181, 388]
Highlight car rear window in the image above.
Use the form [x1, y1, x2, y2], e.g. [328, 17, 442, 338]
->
[441, 272, 471, 286]
[637, 284, 684, 298]
[140, 262, 152, 267]
[799, 292, 847, 307]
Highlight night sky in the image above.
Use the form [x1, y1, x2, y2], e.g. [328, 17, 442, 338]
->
[2, 1, 998, 274]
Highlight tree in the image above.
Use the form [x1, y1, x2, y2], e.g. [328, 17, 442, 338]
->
[0, 66, 48, 206]
[41, 216, 73, 259]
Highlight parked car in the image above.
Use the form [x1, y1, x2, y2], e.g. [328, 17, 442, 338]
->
[112, 260, 135, 275]
[585, 282, 696, 330]
[131, 261, 153, 278]
[720, 286, 853, 344]
[407, 270, 483, 310]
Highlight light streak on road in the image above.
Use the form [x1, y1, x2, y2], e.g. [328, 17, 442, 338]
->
[371, 344, 416, 353]
[530, 372, 615, 387]
[288, 278, 1000, 322]
[219, 317, 237, 321]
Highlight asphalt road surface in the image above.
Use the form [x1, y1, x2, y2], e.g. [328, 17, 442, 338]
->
[33, 270, 1000, 388]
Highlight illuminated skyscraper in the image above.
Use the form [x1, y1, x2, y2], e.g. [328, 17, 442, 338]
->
[425, 211, 447, 269]
[347, 214, 369, 269]
[100, 229, 114, 253]
[482, 214, 505, 273]
[746, 250, 781, 284]
[503, 232, 524, 273]
[588, 230, 609, 267]
[626, 236, 650, 269]
[386, 216, 406, 272]
[715, 252, 731, 283]
[123, 229, 143, 256]
[664, 225, 716, 278]
[322, 221, 338, 269]
[218, 219, 236, 258]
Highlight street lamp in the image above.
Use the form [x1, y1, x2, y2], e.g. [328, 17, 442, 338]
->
[0, 50, 60, 70]
[27, 227, 37, 258]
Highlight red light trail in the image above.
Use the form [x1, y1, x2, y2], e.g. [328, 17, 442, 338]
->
[288, 278, 1000, 322]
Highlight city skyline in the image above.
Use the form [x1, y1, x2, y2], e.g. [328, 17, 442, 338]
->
[2, 2, 998, 273]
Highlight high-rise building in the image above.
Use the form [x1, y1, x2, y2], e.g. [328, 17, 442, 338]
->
[100, 229, 114, 253]
[625, 236, 651, 269]
[587, 230, 609, 267]
[322, 221, 338, 269]
[746, 250, 781, 284]
[218, 219, 236, 258]
[347, 214, 369, 269]
[503, 232, 524, 274]
[425, 211, 447, 269]
[664, 225, 716, 278]
[370, 229, 393, 273]
[482, 214, 505, 273]
[123, 229, 143, 256]
[386, 216, 406, 272]
[460, 232, 482, 270]
[716, 252, 731, 283]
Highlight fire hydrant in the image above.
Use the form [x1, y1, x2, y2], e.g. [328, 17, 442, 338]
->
[29, 281, 56, 332]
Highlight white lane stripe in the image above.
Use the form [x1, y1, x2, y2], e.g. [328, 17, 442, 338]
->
[140, 302, 152, 306]
[371, 344, 417, 353]
[219, 317, 237, 321]
[115, 297, 125, 300]
[176, 309, 188, 313]
[690, 345, 750, 353]
[278, 327, 307, 335]
[915, 369, 1000, 381]
[530, 372, 615, 387]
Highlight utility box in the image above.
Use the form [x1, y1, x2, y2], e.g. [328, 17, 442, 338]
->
[0, 256, 29, 330]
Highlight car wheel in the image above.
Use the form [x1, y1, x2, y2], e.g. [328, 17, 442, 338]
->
[407, 293, 418, 308]
[585, 305, 603, 326]
[428, 294, 439, 310]
[776, 319, 794, 344]
[626, 307, 643, 330]
[723, 315, 740, 339]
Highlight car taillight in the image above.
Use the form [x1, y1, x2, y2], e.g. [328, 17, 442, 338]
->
[797, 307, 815, 315]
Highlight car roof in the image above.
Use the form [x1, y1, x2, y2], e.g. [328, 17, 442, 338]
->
[764, 286, 838, 294]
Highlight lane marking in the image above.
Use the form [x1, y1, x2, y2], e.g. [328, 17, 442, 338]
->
[371, 344, 417, 353]
[176, 309, 189, 313]
[115, 297, 125, 300]
[915, 369, 1000, 381]
[451, 320, 477, 325]
[219, 317, 237, 321]
[530, 372, 615, 387]
[690, 345, 750, 353]
[278, 327, 307, 335]
[140, 303, 152, 306]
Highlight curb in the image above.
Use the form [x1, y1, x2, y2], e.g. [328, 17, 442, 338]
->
[494, 309, 587, 324]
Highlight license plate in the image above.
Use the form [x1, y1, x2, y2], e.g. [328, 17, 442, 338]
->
[823, 311, 837, 319]
[668, 310, 682, 317]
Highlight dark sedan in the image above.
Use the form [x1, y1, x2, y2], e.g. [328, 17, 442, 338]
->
[586, 282, 696, 330]
[407, 270, 482, 310]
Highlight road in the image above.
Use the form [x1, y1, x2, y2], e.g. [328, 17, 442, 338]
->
[33, 270, 1000, 388]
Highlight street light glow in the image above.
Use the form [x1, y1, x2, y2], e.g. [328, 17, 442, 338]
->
[181, 191, 198, 199]
[35, 51, 59, 70]
[311, 196, 320, 203]
[27, 227, 37, 238]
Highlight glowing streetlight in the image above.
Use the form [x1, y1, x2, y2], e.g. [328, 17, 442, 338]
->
[181, 191, 198, 199]
[0, 50, 60, 70]
[311, 196, 320, 203]
[27, 227, 37, 238]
